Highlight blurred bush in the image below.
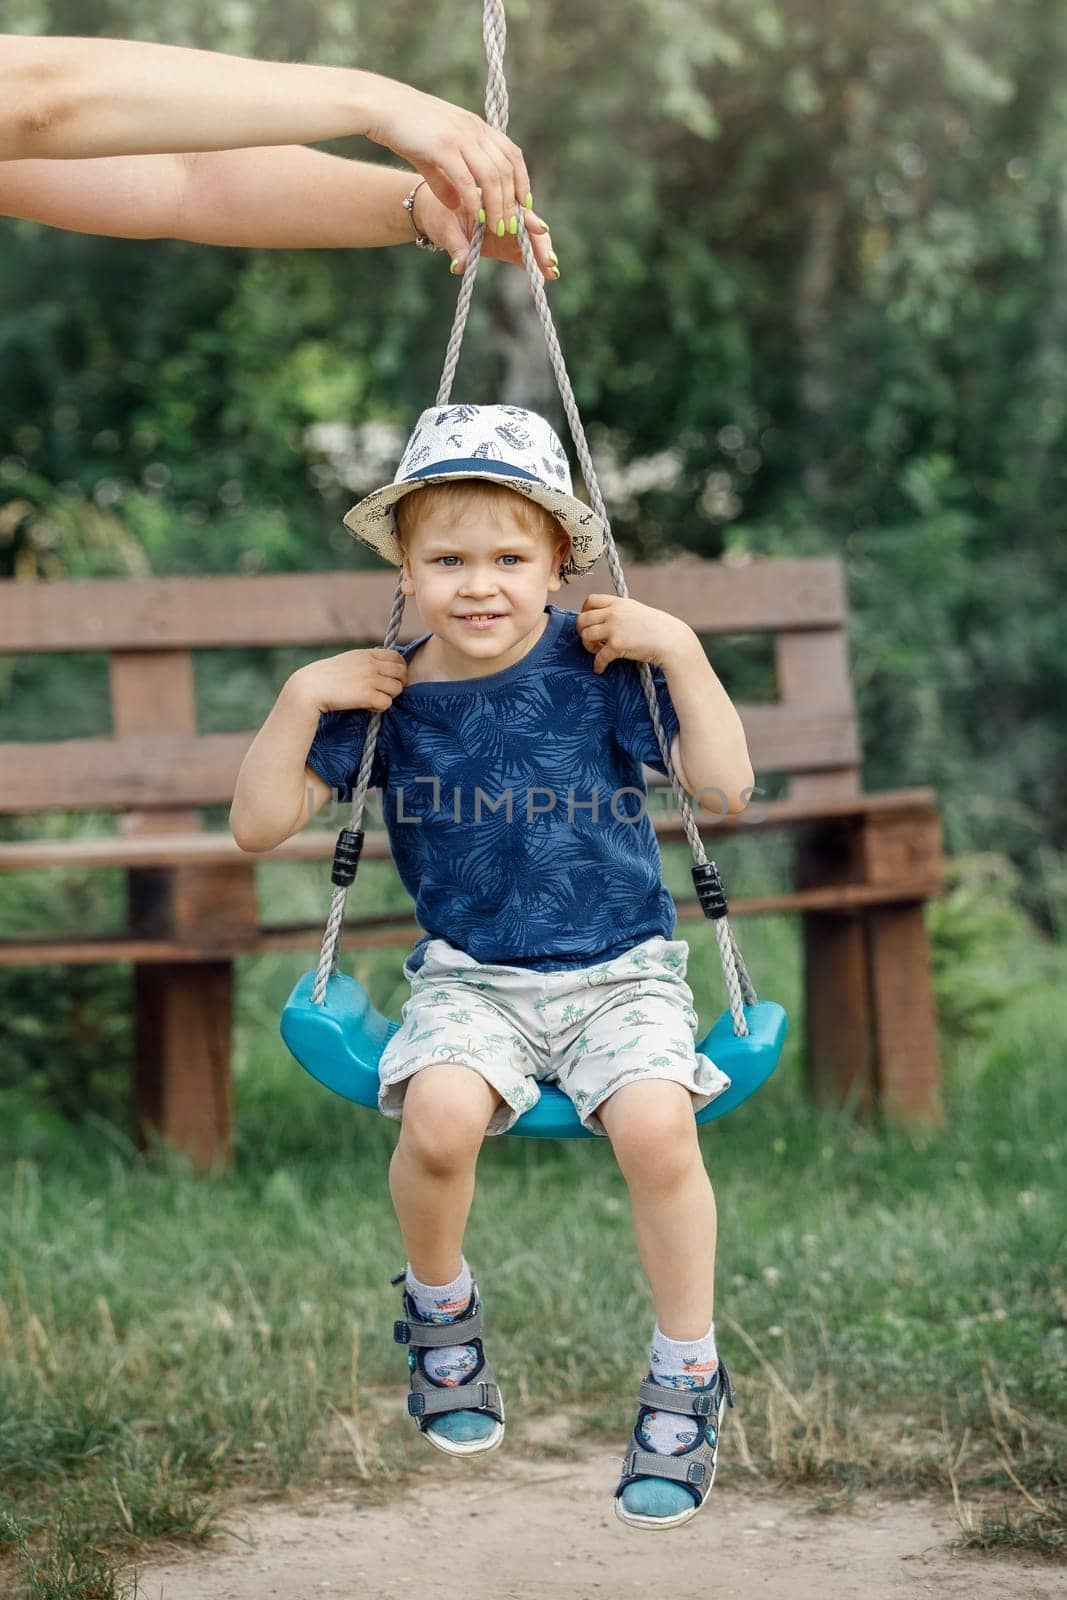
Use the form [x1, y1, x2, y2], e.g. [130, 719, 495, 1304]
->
[1, 0, 1064, 1112]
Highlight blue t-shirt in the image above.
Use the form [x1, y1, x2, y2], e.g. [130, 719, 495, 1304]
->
[305, 602, 682, 974]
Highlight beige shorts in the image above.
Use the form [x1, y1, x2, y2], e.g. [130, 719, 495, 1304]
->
[377, 934, 732, 1137]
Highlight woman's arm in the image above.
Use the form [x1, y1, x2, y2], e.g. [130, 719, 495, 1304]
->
[0, 145, 555, 274]
[0, 33, 532, 233]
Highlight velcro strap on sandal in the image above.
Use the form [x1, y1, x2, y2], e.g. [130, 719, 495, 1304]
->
[636, 1357, 736, 1415]
[620, 1445, 709, 1487]
[408, 1378, 501, 1420]
[394, 1305, 483, 1347]
[636, 1378, 719, 1416]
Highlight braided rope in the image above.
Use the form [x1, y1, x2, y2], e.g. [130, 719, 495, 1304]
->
[314, 0, 756, 1027]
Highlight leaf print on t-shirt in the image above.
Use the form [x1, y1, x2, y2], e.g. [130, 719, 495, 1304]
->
[611, 658, 681, 778]
[305, 606, 683, 971]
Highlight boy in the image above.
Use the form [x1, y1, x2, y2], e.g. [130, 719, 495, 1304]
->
[230, 403, 754, 1530]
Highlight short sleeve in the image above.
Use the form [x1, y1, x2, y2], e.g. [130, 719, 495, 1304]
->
[612, 659, 680, 777]
[305, 708, 388, 801]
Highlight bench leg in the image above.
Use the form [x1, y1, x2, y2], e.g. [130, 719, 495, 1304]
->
[866, 903, 943, 1126]
[803, 905, 943, 1126]
[132, 962, 233, 1172]
[803, 911, 877, 1118]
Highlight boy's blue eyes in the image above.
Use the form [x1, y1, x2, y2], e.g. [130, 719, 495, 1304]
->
[433, 554, 523, 566]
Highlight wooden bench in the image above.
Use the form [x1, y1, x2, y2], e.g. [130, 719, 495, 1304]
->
[0, 556, 945, 1170]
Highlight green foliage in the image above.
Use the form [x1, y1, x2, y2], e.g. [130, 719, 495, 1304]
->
[1, 11, 1064, 1584]
[1, 1, 1063, 924]
[1, 2, 1065, 1102]
[0, 962, 131, 1123]
[0, 819, 131, 1123]
[927, 851, 1047, 1043]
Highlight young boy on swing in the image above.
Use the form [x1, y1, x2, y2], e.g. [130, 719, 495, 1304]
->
[230, 402, 755, 1530]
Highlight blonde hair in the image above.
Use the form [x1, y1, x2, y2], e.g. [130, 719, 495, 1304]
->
[395, 480, 570, 581]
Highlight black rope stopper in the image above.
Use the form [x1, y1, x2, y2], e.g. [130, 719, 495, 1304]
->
[692, 860, 729, 920]
[331, 828, 365, 887]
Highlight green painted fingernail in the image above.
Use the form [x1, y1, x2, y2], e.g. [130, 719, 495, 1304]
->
[496, 218, 505, 237]
[524, 191, 533, 208]
[548, 250, 559, 265]
[508, 214, 518, 235]
[450, 257, 463, 274]
[477, 207, 486, 224]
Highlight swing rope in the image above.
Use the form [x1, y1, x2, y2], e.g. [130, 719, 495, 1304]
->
[312, 0, 757, 1029]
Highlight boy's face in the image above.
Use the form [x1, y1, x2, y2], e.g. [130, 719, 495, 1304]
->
[399, 494, 569, 673]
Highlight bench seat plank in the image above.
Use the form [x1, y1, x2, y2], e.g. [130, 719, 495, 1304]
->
[0, 876, 945, 967]
[0, 787, 940, 869]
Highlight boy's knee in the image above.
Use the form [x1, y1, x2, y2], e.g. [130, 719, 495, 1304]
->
[398, 1061, 501, 1170]
[599, 1081, 699, 1177]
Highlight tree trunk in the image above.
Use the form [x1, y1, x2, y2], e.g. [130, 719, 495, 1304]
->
[486, 247, 560, 415]
[791, 181, 846, 509]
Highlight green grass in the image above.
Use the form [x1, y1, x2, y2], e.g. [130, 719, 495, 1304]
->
[0, 846, 1065, 1595]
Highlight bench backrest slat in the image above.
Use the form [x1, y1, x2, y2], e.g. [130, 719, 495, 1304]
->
[0, 704, 860, 812]
[0, 557, 859, 812]
[773, 628, 861, 802]
[0, 559, 845, 651]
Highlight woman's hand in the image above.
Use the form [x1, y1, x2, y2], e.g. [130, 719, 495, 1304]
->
[576, 596, 696, 675]
[411, 179, 557, 282]
[0, 39, 560, 273]
[358, 72, 532, 237]
[290, 647, 408, 715]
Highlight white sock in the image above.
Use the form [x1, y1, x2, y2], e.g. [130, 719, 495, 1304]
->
[641, 1320, 719, 1455]
[404, 1258, 479, 1388]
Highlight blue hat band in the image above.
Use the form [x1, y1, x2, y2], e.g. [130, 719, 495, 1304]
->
[404, 457, 542, 486]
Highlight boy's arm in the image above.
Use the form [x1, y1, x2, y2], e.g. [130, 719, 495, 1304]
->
[232, 644, 404, 849]
[660, 632, 755, 814]
[230, 675, 332, 854]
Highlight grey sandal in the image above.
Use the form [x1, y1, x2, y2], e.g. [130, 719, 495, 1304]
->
[614, 1358, 736, 1529]
[390, 1269, 506, 1457]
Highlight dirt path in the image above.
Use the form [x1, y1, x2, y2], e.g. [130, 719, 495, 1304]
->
[126, 1433, 1059, 1600]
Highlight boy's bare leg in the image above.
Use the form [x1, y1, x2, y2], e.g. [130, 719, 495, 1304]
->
[596, 1079, 717, 1339]
[388, 1061, 503, 1284]
[388, 1063, 507, 1452]
[598, 1081, 726, 1517]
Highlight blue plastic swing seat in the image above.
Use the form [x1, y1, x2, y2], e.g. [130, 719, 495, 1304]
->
[281, 969, 787, 1138]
